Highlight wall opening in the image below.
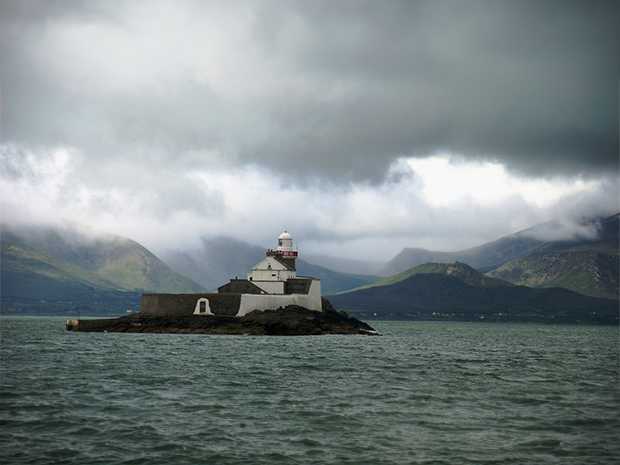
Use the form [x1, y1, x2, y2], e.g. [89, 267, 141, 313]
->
[193, 298, 212, 316]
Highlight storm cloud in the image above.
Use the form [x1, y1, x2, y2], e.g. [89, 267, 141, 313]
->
[1, 0, 618, 181]
[1, 143, 618, 259]
[0, 1, 618, 258]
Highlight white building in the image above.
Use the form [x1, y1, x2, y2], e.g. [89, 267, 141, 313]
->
[192, 230, 323, 317]
[247, 231, 298, 293]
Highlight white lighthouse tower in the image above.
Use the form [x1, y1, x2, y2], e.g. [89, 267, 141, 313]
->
[207, 230, 323, 315]
[246, 230, 298, 292]
[267, 230, 298, 271]
[277, 230, 294, 252]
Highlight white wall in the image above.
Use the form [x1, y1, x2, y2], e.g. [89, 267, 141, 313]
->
[250, 269, 277, 281]
[236, 279, 322, 316]
[252, 256, 287, 271]
[252, 280, 284, 294]
[306, 279, 322, 306]
[248, 256, 296, 282]
[249, 269, 295, 281]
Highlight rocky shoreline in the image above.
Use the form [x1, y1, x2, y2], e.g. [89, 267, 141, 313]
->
[65, 300, 378, 336]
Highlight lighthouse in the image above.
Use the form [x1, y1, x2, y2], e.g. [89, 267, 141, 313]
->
[246, 230, 298, 291]
[143, 230, 322, 318]
[219, 229, 321, 312]
[266, 230, 298, 272]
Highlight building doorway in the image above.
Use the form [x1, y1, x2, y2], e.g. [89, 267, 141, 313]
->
[193, 298, 213, 315]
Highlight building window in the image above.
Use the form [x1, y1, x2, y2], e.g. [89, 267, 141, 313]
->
[272, 273, 276, 277]
[199, 301, 207, 313]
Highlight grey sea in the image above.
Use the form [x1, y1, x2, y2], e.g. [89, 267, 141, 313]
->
[1, 317, 618, 465]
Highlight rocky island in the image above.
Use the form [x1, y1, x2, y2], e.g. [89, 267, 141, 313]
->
[66, 298, 377, 336]
[65, 232, 377, 335]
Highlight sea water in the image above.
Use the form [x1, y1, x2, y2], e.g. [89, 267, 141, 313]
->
[1, 317, 618, 465]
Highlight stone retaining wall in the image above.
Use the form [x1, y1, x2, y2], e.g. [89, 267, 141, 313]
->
[140, 293, 241, 317]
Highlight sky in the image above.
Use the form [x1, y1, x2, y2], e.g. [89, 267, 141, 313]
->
[0, 0, 618, 261]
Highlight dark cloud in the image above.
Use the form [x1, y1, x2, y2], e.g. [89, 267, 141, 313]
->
[0, 0, 618, 182]
[250, 0, 619, 179]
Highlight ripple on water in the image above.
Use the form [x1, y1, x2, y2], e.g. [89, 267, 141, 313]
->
[0, 318, 618, 465]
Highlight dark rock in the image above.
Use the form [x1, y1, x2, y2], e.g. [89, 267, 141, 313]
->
[65, 298, 378, 336]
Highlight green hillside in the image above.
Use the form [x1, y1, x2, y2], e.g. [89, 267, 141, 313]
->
[329, 261, 617, 324]
[488, 214, 619, 299]
[1, 225, 204, 314]
[3, 241, 118, 291]
[382, 235, 544, 275]
[383, 213, 619, 299]
[345, 262, 512, 293]
[383, 214, 619, 275]
[488, 251, 618, 299]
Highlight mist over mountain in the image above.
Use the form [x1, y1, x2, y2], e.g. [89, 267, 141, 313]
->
[488, 214, 619, 299]
[383, 223, 550, 276]
[382, 214, 619, 298]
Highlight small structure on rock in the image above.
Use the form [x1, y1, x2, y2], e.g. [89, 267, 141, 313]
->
[65, 230, 379, 335]
[140, 231, 322, 318]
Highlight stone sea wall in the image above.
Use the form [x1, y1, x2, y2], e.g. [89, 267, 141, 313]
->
[140, 293, 241, 317]
[140, 284, 323, 318]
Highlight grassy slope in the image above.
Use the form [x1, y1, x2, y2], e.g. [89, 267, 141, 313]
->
[328, 265, 617, 323]
[1, 241, 141, 315]
[337, 262, 512, 294]
[383, 213, 619, 299]
[487, 214, 619, 299]
[1, 226, 205, 313]
[383, 235, 544, 275]
[487, 251, 618, 299]
[2, 242, 118, 290]
[90, 238, 205, 292]
[2, 242, 119, 299]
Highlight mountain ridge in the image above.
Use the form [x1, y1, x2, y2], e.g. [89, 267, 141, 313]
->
[382, 213, 619, 298]
[1, 224, 204, 314]
[383, 214, 619, 275]
[487, 250, 618, 299]
[487, 214, 619, 299]
[329, 261, 617, 323]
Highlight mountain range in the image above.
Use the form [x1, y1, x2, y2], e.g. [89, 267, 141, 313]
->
[382, 214, 619, 299]
[1, 213, 617, 318]
[329, 262, 617, 324]
[1, 225, 203, 314]
[0, 225, 377, 314]
[487, 214, 618, 299]
[383, 230, 544, 275]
